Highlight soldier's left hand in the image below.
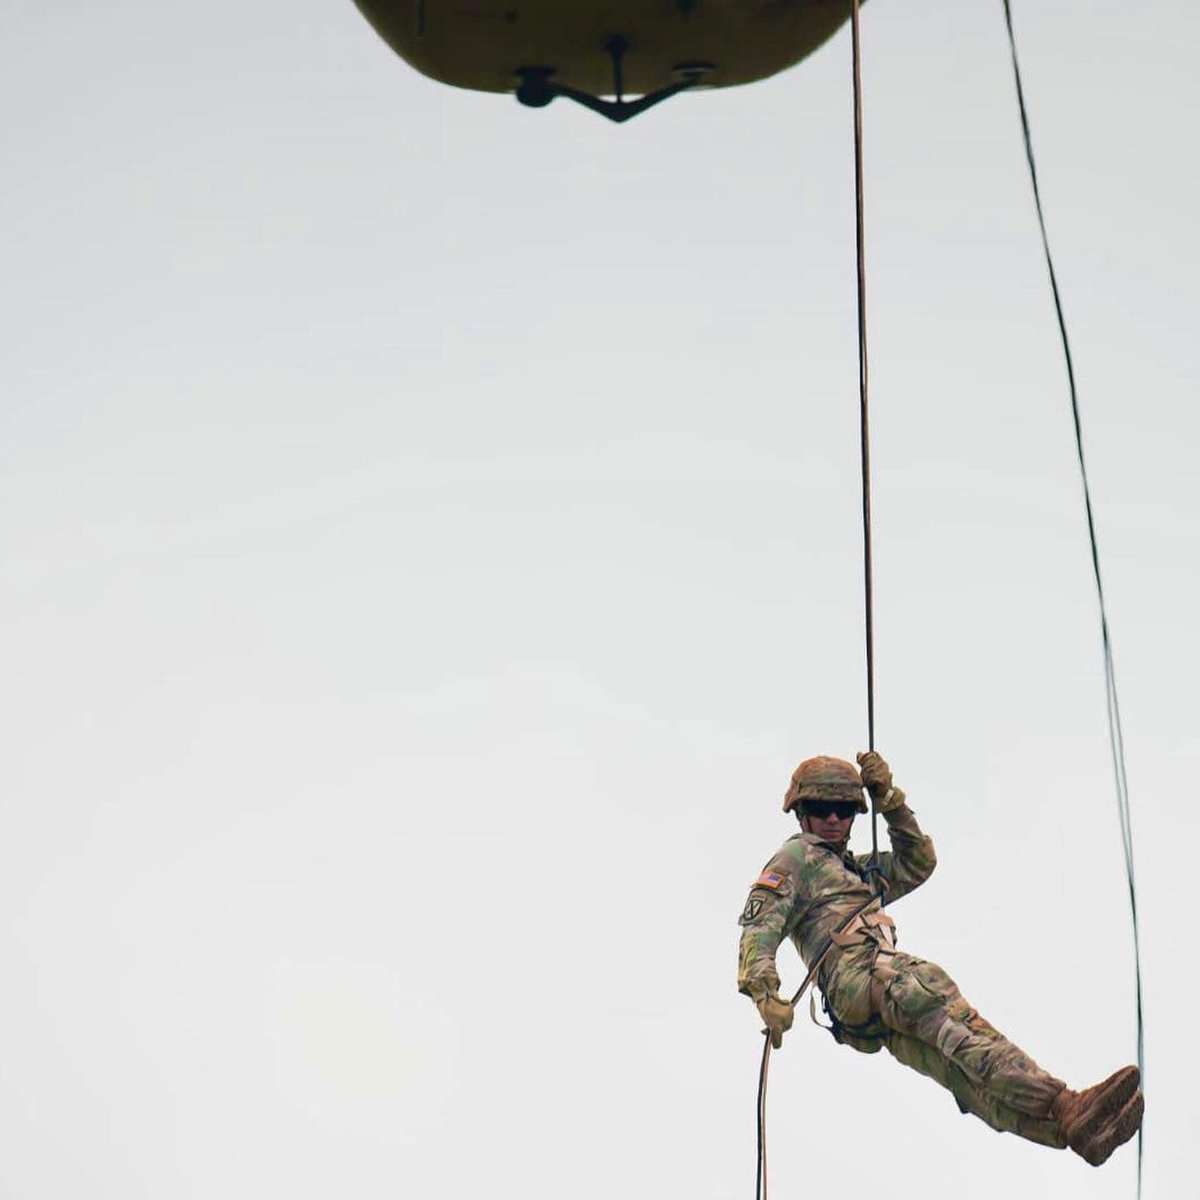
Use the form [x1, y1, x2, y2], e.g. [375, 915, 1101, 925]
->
[756, 994, 794, 1049]
[856, 750, 893, 800]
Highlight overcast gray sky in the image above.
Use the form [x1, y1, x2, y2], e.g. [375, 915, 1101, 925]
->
[2, 2, 1197, 1197]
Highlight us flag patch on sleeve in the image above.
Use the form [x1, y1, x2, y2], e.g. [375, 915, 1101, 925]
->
[754, 870, 784, 891]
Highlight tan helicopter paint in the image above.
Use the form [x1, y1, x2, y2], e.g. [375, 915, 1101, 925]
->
[350, 0, 858, 98]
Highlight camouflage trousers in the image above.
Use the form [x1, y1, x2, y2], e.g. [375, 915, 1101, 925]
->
[823, 946, 1068, 1148]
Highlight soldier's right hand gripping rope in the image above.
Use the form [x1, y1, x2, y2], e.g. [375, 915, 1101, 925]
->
[855, 750, 906, 812]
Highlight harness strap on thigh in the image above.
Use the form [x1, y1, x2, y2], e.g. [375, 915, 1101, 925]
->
[870, 947, 899, 1013]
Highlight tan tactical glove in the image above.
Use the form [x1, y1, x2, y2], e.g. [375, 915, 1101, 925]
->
[856, 751, 906, 813]
[755, 993, 795, 1049]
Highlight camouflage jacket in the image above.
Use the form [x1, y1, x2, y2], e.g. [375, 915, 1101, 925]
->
[737, 805, 937, 1002]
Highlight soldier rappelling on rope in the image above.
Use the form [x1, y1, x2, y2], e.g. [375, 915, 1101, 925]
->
[737, 751, 1144, 1167]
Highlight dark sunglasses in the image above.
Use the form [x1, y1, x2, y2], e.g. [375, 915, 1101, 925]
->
[802, 800, 859, 820]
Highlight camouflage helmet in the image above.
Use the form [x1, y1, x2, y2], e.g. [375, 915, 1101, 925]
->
[782, 756, 868, 814]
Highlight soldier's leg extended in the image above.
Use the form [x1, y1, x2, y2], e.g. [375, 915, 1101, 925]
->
[873, 951, 1067, 1134]
[883, 1028, 1066, 1147]
[824, 945, 1141, 1162]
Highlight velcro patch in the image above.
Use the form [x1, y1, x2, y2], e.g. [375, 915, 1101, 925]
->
[754, 870, 785, 891]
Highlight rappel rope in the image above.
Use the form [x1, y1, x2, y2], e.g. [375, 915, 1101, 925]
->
[755, 5, 878, 1196]
[851, 0, 884, 896]
[757, 8, 1145, 1198]
[999, 5, 1145, 1196]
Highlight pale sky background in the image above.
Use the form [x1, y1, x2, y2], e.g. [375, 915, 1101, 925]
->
[2, 2, 1197, 1198]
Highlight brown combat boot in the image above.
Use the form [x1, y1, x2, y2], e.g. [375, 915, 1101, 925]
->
[1051, 1065, 1143, 1166]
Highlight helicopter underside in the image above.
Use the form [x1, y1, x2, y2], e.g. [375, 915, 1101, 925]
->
[351, 0, 858, 99]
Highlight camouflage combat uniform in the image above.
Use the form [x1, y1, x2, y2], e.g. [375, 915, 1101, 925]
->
[738, 802, 1069, 1147]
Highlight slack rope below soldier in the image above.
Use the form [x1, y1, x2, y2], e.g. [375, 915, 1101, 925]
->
[738, 751, 1144, 1168]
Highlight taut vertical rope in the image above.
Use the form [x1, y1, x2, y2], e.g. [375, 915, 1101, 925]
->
[850, 0, 884, 889]
[755, 6, 880, 1197]
[1000, 3, 1144, 1193]
[852, 0, 874, 755]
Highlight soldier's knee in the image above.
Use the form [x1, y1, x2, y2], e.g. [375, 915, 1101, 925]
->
[909, 959, 958, 998]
